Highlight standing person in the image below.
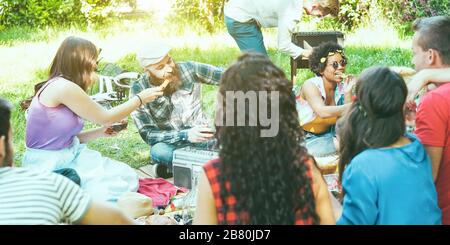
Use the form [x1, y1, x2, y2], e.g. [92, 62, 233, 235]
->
[0, 97, 136, 225]
[296, 41, 353, 156]
[224, 0, 340, 58]
[337, 66, 441, 225]
[130, 41, 223, 178]
[411, 16, 450, 224]
[21, 36, 164, 203]
[194, 53, 334, 225]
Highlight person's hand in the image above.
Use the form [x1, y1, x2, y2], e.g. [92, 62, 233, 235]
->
[102, 126, 119, 138]
[407, 71, 428, 104]
[103, 119, 127, 137]
[187, 126, 215, 143]
[343, 75, 356, 92]
[406, 69, 439, 104]
[138, 87, 164, 104]
[343, 75, 357, 103]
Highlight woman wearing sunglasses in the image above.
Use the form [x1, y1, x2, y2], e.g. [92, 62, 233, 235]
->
[296, 41, 353, 157]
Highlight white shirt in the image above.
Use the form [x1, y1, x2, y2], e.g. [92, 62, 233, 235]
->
[225, 0, 304, 58]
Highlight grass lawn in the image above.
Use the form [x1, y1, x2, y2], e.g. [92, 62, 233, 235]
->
[0, 19, 413, 169]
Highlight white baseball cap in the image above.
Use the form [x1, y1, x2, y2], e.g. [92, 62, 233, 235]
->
[136, 40, 171, 68]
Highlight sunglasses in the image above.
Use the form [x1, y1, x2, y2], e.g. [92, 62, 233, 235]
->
[328, 59, 347, 70]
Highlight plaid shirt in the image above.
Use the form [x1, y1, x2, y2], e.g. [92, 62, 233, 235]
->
[130, 61, 223, 146]
[204, 158, 315, 225]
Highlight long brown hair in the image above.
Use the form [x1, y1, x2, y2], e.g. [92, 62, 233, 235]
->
[338, 66, 407, 196]
[21, 36, 98, 109]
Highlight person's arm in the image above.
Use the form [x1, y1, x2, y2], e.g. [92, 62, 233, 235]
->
[329, 190, 343, 221]
[337, 161, 378, 225]
[47, 78, 162, 126]
[78, 201, 138, 225]
[129, 81, 189, 145]
[310, 163, 335, 225]
[415, 93, 448, 181]
[302, 80, 351, 118]
[77, 128, 108, 143]
[277, 3, 307, 59]
[424, 146, 444, 181]
[52, 172, 137, 225]
[77, 125, 121, 144]
[193, 170, 218, 225]
[129, 102, 189, 146]
[407, 68, 450, 103]
[192, 62, 223, 86]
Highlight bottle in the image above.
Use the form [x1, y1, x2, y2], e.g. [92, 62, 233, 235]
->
[181, 174, 199, 225]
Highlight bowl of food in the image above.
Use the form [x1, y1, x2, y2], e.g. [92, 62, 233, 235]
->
[314, 155, 338, 175]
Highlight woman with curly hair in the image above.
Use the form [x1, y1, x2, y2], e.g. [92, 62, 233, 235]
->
[337, 66, 441, 224]
[193, 53, 334, 225]
[296, 41, 353, 156]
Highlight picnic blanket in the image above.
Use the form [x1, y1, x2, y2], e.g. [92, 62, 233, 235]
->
[138, 178, 188, 207]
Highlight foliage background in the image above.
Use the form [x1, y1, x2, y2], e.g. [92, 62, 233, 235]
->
[1, 0, 448, 34]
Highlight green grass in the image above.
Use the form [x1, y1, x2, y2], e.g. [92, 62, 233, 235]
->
[0, 20, 414, 169]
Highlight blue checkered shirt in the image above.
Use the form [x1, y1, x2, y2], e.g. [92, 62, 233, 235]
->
[130, 61, 223, 146]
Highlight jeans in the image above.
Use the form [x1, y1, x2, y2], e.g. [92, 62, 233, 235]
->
[304, 131, 337, 157]
[150, 140, 217, 172]
[225, 16, 268, 56]
[54, 168, 81, 185]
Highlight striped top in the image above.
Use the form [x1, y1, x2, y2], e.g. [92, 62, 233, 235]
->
[0, 167, 91, 225]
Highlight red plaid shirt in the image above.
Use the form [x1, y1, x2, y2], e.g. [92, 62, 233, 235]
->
[203, 157, 315, 225]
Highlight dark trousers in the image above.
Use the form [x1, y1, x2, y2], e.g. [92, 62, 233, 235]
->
[54, 168, 81, 186]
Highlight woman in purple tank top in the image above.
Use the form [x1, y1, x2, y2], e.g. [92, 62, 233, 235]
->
[22, 36, 164, 203]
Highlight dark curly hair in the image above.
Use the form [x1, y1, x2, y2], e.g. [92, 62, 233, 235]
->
[338, 66, 407, 196]
[309, 41, 345, 76]
[216, 53, 319, 224]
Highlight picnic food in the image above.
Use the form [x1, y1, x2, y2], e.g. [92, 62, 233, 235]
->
[315, 155, 338, 175]
[338, 73, 349, 79]
[160, 79, 170, 90]
[136, 214, 178, 225]
[111, 121, 128, 132]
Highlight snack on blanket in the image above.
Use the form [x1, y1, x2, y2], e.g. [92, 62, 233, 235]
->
[136, 214, 179, 225]
[314, 155, 338, 175]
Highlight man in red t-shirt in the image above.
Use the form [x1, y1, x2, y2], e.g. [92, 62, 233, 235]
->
[413, 16, 450, 224]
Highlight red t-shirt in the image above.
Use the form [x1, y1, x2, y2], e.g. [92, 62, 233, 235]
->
[415, 82, 450, 224]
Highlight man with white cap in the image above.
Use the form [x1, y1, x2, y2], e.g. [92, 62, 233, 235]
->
[130, 41, 223, 178]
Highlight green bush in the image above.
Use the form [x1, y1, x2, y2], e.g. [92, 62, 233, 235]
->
[170, 0, 225, 33]
[334, 0, 371, 31]
[0, 0, 82, 28]
[380, 0, 450, 34]
[0, 0, 135, 29]
[314, 0, 449, 35]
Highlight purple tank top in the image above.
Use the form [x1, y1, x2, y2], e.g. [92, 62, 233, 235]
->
[26, 77, 84, 150]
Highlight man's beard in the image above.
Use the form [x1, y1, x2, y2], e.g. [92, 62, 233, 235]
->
[149, 67, 181, 96]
